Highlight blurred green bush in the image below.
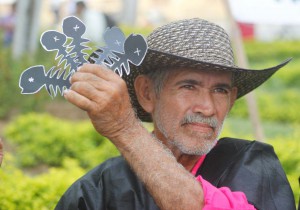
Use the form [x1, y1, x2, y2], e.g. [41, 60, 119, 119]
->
[1, 112, 121, 209]
[0, 154, 85, 210]
[272, 137, 300, 203]
[4, 113, 119, 169]
[0, 43, 56, 118]
[230, 88, 300, 123]
[228, 40, 300, 123]
[245, 40, 300, 66]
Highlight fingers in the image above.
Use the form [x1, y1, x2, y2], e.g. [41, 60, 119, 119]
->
[70, 64, 123, 94]
[66, 65, 108, 109]
[71, 72, 109, 91]
[65, 63, 127, 113]
[65, 63, 136, 139]
[64, 89, 93, 111]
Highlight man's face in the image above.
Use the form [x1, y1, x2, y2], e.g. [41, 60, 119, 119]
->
[152, 68, 237, 156]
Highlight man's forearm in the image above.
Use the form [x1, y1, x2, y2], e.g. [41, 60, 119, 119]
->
[63, 64, 204, 209]
[113, 119, 204, 210]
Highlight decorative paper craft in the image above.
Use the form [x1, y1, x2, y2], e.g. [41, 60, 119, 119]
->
[19, 16, 148, 97]
[90, 27, 148, 77]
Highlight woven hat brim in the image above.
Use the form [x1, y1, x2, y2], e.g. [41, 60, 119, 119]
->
[126, 49, 291, 122]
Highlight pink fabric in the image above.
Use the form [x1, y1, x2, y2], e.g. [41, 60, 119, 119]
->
[191, 156, 256, 210]
[191, 155, 206, 176]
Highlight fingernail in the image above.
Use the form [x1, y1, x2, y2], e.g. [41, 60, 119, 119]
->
[63, 89, 69, 96]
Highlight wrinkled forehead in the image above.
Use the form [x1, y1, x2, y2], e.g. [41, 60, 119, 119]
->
[165, 68, 234, 84]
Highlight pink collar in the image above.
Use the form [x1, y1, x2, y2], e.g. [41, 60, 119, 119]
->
[191, 155, 206, 175]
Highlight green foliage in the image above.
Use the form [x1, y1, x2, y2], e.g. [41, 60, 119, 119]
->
[258, 89, 300, 123]
[229, 64, 300, 123]
[4, 113, 119, 169]
[1, 113, 121, 209]
[228, 97, 248, 119]
[244, 40, 300, 66]
[271, 137, 300, 204]
[230, 88, 300, 123]
[0, 154, 85, 210]
[265, 62, 300, 89]
[227, 40, 300, 124]
[0, 43, 56, 119]
[120, 24, 153, 37]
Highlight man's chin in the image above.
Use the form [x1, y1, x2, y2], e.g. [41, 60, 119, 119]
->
[190, 143, 216, 155]
[171, 137, 217, 156]
[184, 130, 216, 142]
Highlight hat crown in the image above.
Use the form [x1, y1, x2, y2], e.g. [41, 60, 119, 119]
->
[147, 18, 235, 67]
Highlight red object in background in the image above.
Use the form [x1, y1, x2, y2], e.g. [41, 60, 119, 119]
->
[237, 22, 254, 40]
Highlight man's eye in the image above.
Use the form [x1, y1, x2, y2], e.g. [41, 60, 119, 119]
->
[181, 85, 195, 90]
[214, 88, 228, 94]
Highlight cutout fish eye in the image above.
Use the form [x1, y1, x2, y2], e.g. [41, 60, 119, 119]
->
[28, 77, 34, 83]
[134, 48, 141, 56]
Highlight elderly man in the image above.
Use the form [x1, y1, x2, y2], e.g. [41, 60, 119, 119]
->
[56, 18, 295, 210]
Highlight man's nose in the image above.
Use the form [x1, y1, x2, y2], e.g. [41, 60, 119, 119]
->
[191, 90, 215, 117]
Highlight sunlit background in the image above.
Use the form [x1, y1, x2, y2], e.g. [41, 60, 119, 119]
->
[0, 0, 299, 209]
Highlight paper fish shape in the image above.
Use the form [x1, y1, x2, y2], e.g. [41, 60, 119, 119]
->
[19, 16, 148, 97]
[90, 27, 148, 76]
[19, 65, 71, 97]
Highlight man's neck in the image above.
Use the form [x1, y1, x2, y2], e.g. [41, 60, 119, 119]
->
[173, 150, 201, 171]
[151, 130, 202, 171]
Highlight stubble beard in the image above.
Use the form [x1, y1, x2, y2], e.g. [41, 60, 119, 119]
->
[154, 104, 224, 156]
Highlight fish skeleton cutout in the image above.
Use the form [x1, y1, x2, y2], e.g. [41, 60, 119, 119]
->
[90, 28, 148, 77]
[19, 66, 71, 96]
[19, 16, 148, 97]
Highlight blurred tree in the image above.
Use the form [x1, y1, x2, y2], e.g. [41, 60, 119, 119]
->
[121, 0, 137, 25]
[12, 0, 42, 59]
[224, 0, 265, 141]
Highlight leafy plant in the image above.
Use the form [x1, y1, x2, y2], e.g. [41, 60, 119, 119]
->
[4, 113, 119, 169]
[0, 154, 85, 210]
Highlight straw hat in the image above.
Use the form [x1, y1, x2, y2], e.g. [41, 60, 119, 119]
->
[97, 18, 291, 122]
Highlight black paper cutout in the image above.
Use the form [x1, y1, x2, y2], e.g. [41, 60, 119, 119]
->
[40, 30, 80, 71]
[90, 27, 126, 66]
[19, 65, 71, 97]
[90, 29, 148, 77]
[19, 16, 148, 97]
[62, 16, 89, 66]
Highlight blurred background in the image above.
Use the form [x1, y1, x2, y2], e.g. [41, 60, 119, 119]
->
[0, 0, 299, 209]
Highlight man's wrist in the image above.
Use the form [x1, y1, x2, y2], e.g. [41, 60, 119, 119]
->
[112, 111, 148, 152]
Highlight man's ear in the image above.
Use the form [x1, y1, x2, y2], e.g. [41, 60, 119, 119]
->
[134, 75, 156, 114]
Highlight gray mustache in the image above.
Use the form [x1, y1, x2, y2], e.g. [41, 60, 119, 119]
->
[181, 114, 218, 128]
